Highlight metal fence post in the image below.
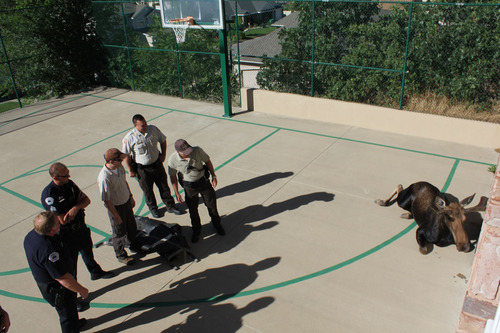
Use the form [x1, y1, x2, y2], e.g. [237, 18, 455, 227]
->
[120, 1, 135, 91]
[0, 28, 22, 108]
[174, 41, 183, 98]
[219, 0, 232, 118]
[219, 28, 233, 117]
[235, 0, 242, 107]
[310, 0, 316, 97]
[400, 2, 414, 110]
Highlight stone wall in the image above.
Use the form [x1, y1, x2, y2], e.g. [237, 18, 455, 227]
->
[457, 154, 500, 332]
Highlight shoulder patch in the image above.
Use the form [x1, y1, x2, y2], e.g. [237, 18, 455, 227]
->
[45, 197, 54, 206]
[48, 252, 60, 263]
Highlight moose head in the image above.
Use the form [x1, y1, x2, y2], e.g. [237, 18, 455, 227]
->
[433, 194, 488, 253]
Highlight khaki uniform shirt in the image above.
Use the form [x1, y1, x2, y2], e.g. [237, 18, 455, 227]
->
[97, 165, 130, 206]
[168, 147, 210, 182]
[122, 125, 166, 166]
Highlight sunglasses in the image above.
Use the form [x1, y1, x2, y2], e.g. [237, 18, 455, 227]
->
[57, 174, 70, 178]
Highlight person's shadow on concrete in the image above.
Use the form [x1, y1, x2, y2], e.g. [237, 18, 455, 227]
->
[87, 257, 280, 332]
[192, 191, 335, 258]
[88, 255, 173, 301]
[216, 171, 294, 199]
[159, 171, 295, 216]
[162, 297, 275, 333]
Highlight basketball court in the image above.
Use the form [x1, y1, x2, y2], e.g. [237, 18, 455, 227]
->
[0, 87, 497, 332]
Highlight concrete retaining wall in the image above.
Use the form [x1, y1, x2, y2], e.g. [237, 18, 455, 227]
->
[240, 88, 500, 148]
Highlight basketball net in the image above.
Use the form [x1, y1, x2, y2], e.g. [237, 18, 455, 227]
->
[169, 16, 194, 44]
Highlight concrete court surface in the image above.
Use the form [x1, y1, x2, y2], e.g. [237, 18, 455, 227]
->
[0, 87, 498, 333]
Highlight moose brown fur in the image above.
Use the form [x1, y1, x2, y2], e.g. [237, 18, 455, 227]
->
[375, 182, 487, 254]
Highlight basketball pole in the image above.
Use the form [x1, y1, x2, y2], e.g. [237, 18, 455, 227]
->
[218, 0, 233, 117]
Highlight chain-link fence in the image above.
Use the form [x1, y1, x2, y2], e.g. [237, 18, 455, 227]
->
[1, 1, 499, 121]
[234, 0, 499, 117]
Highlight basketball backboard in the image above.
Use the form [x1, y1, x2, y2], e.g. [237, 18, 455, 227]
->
[160, 0, 224, 30]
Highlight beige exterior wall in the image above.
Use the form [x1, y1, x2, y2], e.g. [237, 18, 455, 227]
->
[241, 88, 500, 149]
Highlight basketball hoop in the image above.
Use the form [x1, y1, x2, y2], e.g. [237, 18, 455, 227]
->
[169, 16, 194, 43]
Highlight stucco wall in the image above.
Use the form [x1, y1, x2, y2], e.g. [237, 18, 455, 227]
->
[241, 88, 500, 149]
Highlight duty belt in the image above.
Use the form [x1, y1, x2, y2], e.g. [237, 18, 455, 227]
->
[137, 158, 160, 170]
[183, 177, 207, 188]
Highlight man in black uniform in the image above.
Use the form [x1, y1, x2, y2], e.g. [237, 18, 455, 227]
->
[24, 211, 89, 333]
[41, 163, 114, 281]
[0, 305, 10, 332]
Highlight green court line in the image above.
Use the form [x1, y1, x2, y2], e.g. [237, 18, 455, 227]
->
[0, 92, 487, 307]
[0, 129, 283, 272]
[0, 268, 31, 276]
[87, 225, 111, 238]
[0, 96, 84, 129]
[443, 159, 460, 192]
[0, 185, 43, 209]
[0, 161, 460, 308]
[215, 128, 281, 171]
[137, 129, 281, 216]
[80, 92, 492, 166]
[0, 165, 112, 239]
[0, 223, 418, 307]
[0, 289, 47, 303]
[0, 112, 174, 187]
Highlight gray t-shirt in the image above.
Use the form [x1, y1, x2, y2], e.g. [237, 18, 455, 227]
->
[97, 164, 130, 206]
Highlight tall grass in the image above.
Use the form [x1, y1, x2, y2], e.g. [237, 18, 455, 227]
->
[404, 92, 500, 124]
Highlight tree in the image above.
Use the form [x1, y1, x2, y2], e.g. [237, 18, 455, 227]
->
[257, 1, 380, 97]
[257, 1, 499, 110]
[1, 0, 109, 98]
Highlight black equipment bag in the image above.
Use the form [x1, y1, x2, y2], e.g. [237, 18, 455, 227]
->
[135, 216, 198, 269]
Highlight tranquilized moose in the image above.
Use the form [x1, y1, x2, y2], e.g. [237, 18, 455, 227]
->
[375, 181, 488, 254]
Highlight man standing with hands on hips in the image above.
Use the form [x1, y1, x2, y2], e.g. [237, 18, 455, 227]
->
[122, 114, 182, 218]
[168, 139, 225, 243]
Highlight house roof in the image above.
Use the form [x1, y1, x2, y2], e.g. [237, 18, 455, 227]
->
[132, 4, 155, 20]
[271, 11, 299, 28]
[233, 11, 299, 63]
[225, 1, 282, 18]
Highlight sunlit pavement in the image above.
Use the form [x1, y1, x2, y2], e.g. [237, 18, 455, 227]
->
[0, 87, 497, 332]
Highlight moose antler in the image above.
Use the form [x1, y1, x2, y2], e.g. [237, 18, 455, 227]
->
[464, 196, 489, 213]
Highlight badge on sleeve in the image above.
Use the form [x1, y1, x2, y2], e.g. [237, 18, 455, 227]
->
[48, 252, 60, 263]
[45, 197, 54, 206]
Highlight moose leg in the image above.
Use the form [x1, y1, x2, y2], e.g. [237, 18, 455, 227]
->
[375, 184, 403, 207]
[416, 227, 434, 255]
